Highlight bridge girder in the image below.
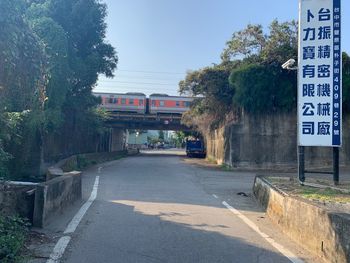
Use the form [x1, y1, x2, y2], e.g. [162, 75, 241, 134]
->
[105, 112, 193, 131]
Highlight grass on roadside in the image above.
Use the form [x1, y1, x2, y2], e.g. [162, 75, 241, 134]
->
[266, 176, 350, 203]
[220, 163, 232, 171]
[297, 187, 350, 203]
[76, 152, 128, 170]
[0, 215, 30, 263]
[206, 157, 218, 164]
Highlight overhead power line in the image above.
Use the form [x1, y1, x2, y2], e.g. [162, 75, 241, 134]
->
[94, 85, 179, 91]
[94, 86, 177, 92]
[116, 69, 185, 75]
[98, 80, 179, 86]
[110, 75, 182, 81]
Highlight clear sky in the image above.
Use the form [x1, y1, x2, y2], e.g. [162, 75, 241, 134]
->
[95, 0, 350, 96]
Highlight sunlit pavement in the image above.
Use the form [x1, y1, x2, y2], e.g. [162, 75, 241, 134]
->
[140, 148, 186, 156]
[59, 152, 317, 263]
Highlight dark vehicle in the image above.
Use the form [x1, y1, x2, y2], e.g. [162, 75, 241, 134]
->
[186, 139, 206, 158]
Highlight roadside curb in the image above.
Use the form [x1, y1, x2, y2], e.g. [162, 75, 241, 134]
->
[253, 176, 350, 263]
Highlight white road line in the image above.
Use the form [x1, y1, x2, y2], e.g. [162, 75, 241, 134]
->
[46, 176, 100, 263]
[98, 167, 102, 173]
[64, 176, 100, 234]
[222, 201, 304, 263]
[212, 194, 218, 199]
[46, 236, 71, 263]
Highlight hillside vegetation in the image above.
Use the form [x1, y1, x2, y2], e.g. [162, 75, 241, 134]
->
[180, 21, 350, 131]
[0, 0, 118, 181]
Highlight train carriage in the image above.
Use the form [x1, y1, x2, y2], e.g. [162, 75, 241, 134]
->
[93, 92, 146, 114]
[149, 94, 192, 115]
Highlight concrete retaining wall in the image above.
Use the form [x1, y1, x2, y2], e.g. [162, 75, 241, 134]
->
[253, 176, 350, 263]
[33, 171, 82, 227]
[46, 150, 128, 181]
[204, 112, 350, 169]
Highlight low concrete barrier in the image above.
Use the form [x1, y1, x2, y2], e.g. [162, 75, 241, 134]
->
[253, 176, 350, 263]
[46, 167, 65, 181]
[127, 148, 139, 155]
[33, 171, 82, 227]
[46, 150, 129, 181]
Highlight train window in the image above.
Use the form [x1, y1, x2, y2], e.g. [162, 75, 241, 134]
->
[108, 98, 113, 103]
[113, 98, 117, 104]
[160, 101, 165, 107]
[139, 100, 143, 106]
[176, 101, 180, 107]
[121, 98, 126, 104]
[129, 99, 134, 105]
[152, 100, 156, 106]
[184, 101, 191, 107]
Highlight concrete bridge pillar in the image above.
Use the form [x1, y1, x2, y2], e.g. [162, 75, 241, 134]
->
[109, 128, 127, 152]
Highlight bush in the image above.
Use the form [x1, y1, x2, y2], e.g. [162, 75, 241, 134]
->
[0, 142, 12, 179]
[229, 63, 297, 113]
[76, 155, 88, 169]
[0, 215, 29, 263]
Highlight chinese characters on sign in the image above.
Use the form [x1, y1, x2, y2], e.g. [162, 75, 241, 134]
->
[298, 0, 341, 146]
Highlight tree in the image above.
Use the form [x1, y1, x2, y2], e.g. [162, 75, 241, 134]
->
[158, 130, 165, 141]
[260, 20, 298, 65]
[0, 0, 118, 180]
[26, 6, 71, 131]
[182, 20, 349, 135]
[47, 0, 118, 150]
[0, 0, 46, 179]
[343, 52, 350, 112]
[229, 64, 296, 113]
[213, 20, 298, 114]
[221, 24, 266, 61]
[0, 0, 45, 112]
[180, 20, 299, 127]
[48, 0, 117, 85]
[179, 63, 237, 125]
[221, 20, 298, 65]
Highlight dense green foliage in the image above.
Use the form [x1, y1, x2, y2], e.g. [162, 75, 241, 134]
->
[180, 20, 349, 128]
[0, 215, 29, 262]
[343, 53, 350, 112]
[179, 63, 237, 123]
[0, 112, 29, 178]
[230, 64, 297, 113]
[0, 0, 117, 180]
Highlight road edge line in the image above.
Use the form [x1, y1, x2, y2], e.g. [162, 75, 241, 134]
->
[46, 176, 100, 263]
[46, 236, 71, 263]
[64, 176, 100, 234]
[222, 201, 304, 263]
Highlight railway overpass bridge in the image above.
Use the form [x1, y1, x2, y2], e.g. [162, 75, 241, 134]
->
[106, 112, 191, 131]
[102, 112, 193, 152]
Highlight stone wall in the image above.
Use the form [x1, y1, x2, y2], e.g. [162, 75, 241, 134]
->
[204, 112, 350, 169]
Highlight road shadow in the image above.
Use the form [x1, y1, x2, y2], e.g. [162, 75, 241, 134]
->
[98, 154, 265, 215]
[63, 200, 298, 263]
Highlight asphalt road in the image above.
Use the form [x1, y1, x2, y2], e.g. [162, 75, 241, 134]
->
[58, 150, 315, 263]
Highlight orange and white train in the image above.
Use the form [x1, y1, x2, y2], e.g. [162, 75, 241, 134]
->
[93, 92, 193, 114]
